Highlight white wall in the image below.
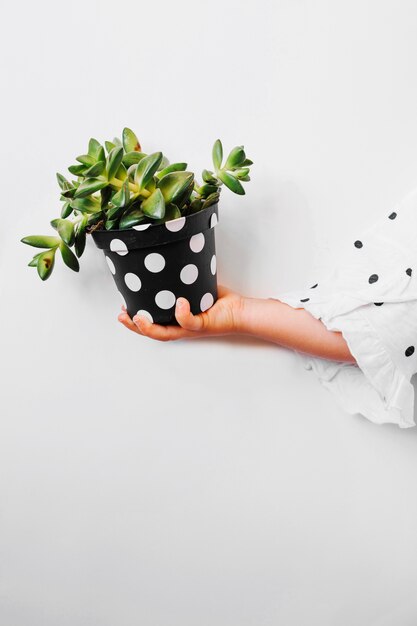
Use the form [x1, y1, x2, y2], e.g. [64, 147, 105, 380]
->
[2, 1, 417, 624]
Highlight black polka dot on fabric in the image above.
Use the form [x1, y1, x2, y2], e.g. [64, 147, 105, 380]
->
[405, 346, 415, 357]
[388, 212, 397, 220]
[354, 240, 363, 248]
[300, 298, 310, 302]
[310, 283, 318, 289]
[374, 302, 384, 306]
[368, 274, 379, 284]
[406, 268, 412, 277]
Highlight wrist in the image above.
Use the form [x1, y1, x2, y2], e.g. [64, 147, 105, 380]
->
[234, 295, 258, 335]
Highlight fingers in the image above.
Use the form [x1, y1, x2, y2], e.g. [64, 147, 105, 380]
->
[118, 305, 198, 341]
[174, 297, 207, 331]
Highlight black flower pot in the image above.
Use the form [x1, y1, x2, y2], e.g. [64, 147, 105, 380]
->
[91, 203, 219, 325]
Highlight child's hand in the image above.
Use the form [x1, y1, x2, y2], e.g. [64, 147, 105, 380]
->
[118, 285, 244, 341]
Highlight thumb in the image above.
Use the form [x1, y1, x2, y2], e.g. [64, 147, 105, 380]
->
[175, 297, 206, 331]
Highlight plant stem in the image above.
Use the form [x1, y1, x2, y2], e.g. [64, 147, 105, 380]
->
[109, 177, 150, 198]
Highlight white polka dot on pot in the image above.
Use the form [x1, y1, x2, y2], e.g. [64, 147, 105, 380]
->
[105, 256, 116, 275]
[124, 272, 142, 292]
[210, 213, 218, 228]
[200, 292, 214, 312]
[190, 233, 205, 253]
[155, 290, 176, 309]
[136, 309, 153, 323]
[165, 216, 186, 232]
[210, 254, 217, 275]
[110, 238, 128, 256]
[133, 223, 151, 231]
[180, 264, 199, 285]
[144, 252, 166, 273]
[119, 291, 127, 309]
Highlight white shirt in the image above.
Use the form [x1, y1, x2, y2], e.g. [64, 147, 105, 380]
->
[275, 187, 417, 428]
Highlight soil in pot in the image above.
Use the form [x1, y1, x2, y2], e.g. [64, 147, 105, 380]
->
[91, 203, 219, 325]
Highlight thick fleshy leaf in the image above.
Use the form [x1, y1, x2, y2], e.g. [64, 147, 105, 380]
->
[202, 192, 220, 209]
[134, 152, 163, 190]
[56, 173, 70, 190]
[68, 164, 86, 176]
[111, 179, 130, 208]
[224, 146, 246, 170]
[241, 158, 253, 166]
[115, 163, 127, 181]
[212, 139, 223, 170]
[60, 202, 72, 218]
[105, 218, 119, 230]
[122, 151, 147, 168]
[218, 170, 245, 195]
[50, 218, 75, 245]
[107, 147, 124, 181]
[157, 171, 194, 205]
[164, 203, 182, 221]
[105, 140, 116, 153]
[74, 217, 88, 257]
[28, 252, 43, 267]
[59, 241, 79, 272]
[76, 154, 95, 166]
[74, 178, 108, 198]
[156, 162, 187, 180]
[119, 208, 146, 229]
[157, 156, 170, 171]
[71, 196, 101, 214]
[88, 138, 102, 158]
[100, 186, 113, 209]
[37, 249, 56, 280]
[141, 188, 165, 219]
[197, 183, 218, 197]
[234, 167, 250, 179]
[83, 161, 106, 178]
[21, 235, 60, 249]
[122, 127, 141, 152]
[202, 169, 217, 184]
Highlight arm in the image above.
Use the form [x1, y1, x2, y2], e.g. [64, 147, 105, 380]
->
[118, 285, 356, 364]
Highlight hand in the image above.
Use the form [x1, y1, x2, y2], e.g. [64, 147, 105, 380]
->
[118, 285, 244, 341]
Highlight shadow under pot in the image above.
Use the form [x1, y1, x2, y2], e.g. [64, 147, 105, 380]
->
[91, 203, 219, 325]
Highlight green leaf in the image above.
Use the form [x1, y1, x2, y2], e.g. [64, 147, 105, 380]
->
[202, 169, 218, 184]
[122, 151, 147, 168]
[107, 147, 124, 181]
[74, 217, 87, 257]
[157, 155, 170, 171]
[88, 138, 102, 159]
[111, 179, 130, 208]
[122, 127, 141, 152]
[164, 203, 182, 221]
[101, 186, 113, 209]
[60, 202, 72, 218]
[21, 235, 60, 249]
[105, 140, 116, 153]
[56, 173, 70, 190]
[50, 218, 75, 245]
[156, 162, 187, 180]
[59, 241, 79, 272]
[76, 154, 95, 166]
[224, 146, 246, 170]
[71, 196, 101, 214]
[119, 208, 146, 229]
[115, 162, 128, 181]
[234, 167, 250, 179]
[68, 164, 86, 176]
[134, 152, 163, 190]
[61, 187, 77, 199]
[157, 171, 194, 205]
[37, 248, 56, 280]
[212, 139, 223, 171]
[202, 192, 220, 208]
[105, 218, 119, 230]
[197, 183, 219, 197]
[241, 158, 253, 166]
[141, 188, 165, 219]
[83, 161, 106, 178]
[28, 252, 43, 267]
[189, 198, 203, 213]
[218, 170, 245, 195]
[74, 178, 108, 198]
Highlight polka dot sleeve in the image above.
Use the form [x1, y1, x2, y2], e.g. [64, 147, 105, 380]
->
[274, 187, 417, 429]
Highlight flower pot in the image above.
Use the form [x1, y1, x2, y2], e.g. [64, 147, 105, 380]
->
[91, 203, 219, 325]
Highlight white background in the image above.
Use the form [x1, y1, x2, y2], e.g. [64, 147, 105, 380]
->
[2, 1, 417, 624]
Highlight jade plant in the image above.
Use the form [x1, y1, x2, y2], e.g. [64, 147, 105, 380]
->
[21, 128, 253, 280]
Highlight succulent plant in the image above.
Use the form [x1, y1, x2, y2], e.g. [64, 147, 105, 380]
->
[21, 128, 253, 280]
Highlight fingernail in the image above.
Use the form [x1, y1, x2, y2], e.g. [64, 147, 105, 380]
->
[176, 298, 185, 308]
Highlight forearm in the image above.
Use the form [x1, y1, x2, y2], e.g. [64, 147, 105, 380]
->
[237, 296, 356, 363]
